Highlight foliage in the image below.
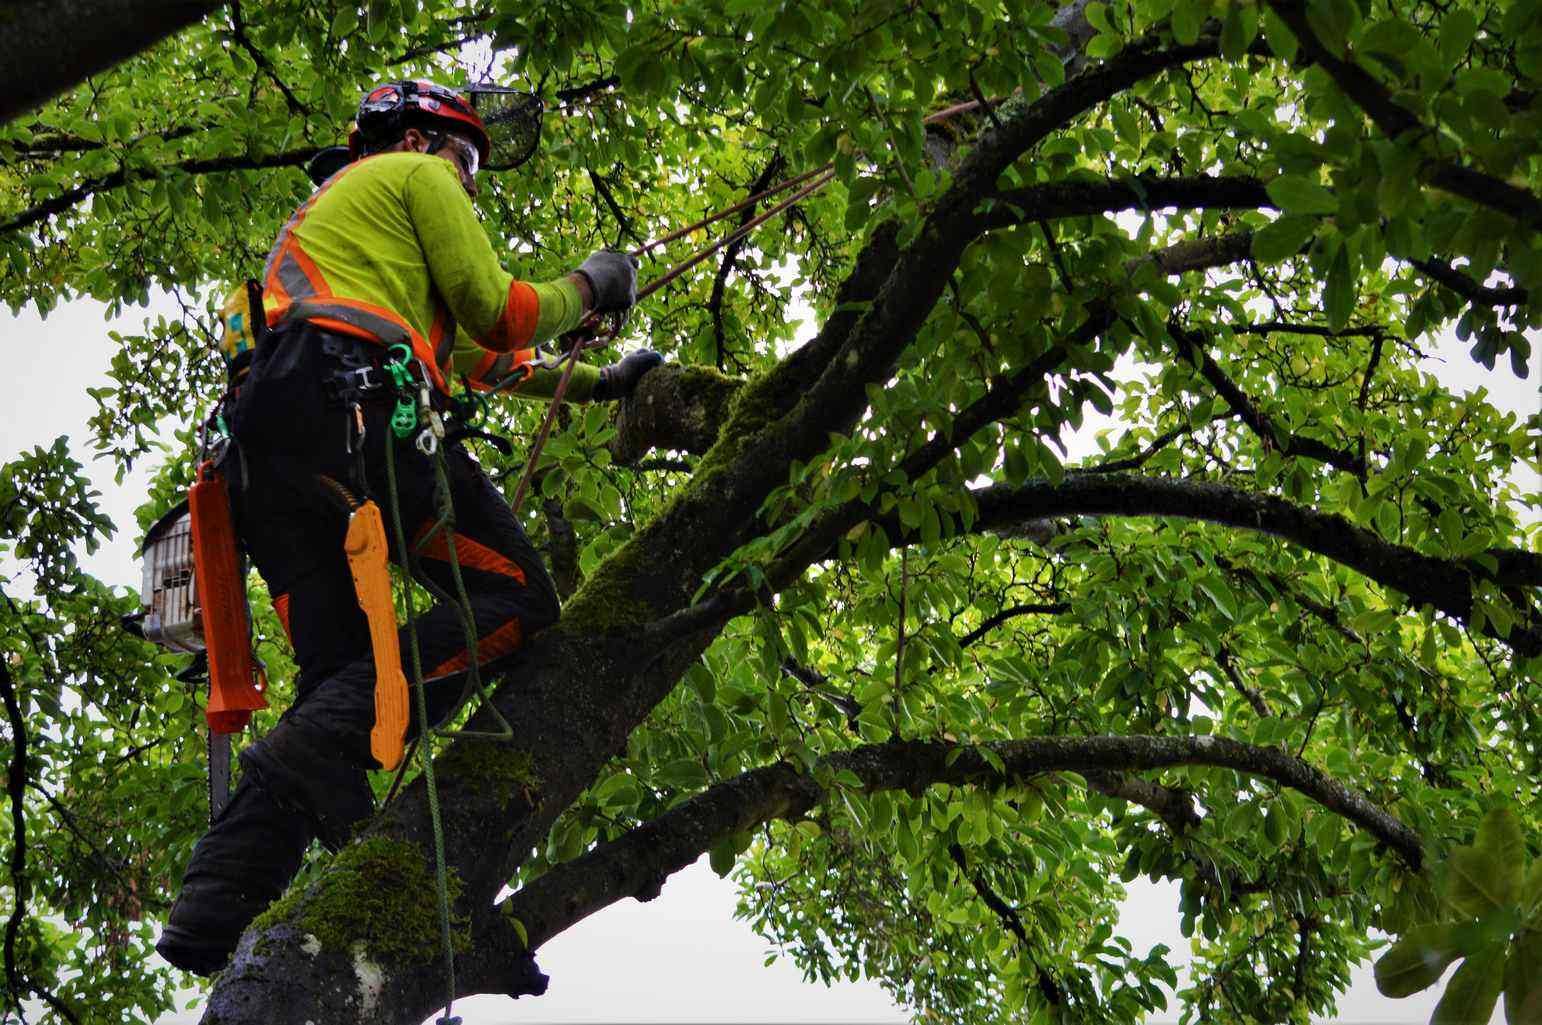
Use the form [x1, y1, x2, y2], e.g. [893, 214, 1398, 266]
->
[1374, 808, 1542, 1025]
[2, 0, 1541, 1023]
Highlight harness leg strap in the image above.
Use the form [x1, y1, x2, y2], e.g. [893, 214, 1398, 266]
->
[344, 500, 410, 770]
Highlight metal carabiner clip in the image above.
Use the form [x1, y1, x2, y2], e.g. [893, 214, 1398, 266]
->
[416, 428, 439, 456]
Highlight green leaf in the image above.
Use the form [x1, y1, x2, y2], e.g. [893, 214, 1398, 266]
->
[1474, 807, 1528, 907]
[1505, 929, 1542, 1025]
[1523, 860, 1542, 923]
[1432, 945, 1506, 1025]
[1171, 0, 1204, 45]
[1267, 175, 1338, 216]
[1220, 2, 1258, 61]
[1325, 241, 1355, 331]
[1252, 215, 1318, 263]
[1375, 923, 1463, 998]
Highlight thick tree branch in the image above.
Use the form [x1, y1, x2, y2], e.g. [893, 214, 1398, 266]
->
[0, 0, 227, 124]
[964, 473, 1542, 655]
[1264, 0, 1542, 231]
[495, 733, 1419, 958]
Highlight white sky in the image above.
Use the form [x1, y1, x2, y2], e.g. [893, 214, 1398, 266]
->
[3, 295, 1534, 1024]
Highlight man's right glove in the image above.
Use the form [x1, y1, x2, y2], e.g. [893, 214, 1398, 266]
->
[576, 250, 639, 314]
[592, 350, 663, 401]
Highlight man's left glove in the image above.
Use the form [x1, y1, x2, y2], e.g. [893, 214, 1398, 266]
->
[592, 350, 663, 401]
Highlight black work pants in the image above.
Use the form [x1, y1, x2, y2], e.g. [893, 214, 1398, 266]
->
[227, 321, 559, 796]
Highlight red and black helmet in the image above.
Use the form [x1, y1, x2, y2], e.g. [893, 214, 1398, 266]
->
[347, 80, 491, 164]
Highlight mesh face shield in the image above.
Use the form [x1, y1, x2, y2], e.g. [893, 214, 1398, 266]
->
[465, 85, 545, 172]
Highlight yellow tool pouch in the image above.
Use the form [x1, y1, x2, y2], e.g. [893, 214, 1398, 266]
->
[344, 500, 410, 771]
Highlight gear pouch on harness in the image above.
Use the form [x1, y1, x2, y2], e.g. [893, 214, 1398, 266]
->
[133, 462, 269, 733]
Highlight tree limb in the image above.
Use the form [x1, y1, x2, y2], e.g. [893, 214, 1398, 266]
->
[495, 732, 1420, 959]
[963, 473, 1542, 655]
[1264, 0, 1542, 231]
[979, 174, 1272, 233]
[0, 0, 227, 124]
[1, 146, 321, 237]
[1169, 323, 1368, 477]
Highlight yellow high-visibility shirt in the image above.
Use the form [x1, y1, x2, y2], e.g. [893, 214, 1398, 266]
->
[261, 151, 597, 399]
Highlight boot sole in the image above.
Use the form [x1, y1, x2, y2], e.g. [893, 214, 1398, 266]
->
[156, 925, 234, 976]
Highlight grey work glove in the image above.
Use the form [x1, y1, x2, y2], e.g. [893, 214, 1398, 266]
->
[575, 250, 639, 314]
[592, 350, 663, 401]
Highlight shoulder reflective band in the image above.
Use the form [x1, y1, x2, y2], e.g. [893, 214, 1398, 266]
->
[189, 461, 269, 733]
[345, 500, 410, 771]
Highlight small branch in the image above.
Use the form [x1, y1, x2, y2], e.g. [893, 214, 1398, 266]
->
[229, 1, 307, 116]
[2, 145, 321, 236]
[554, 74, 621, 106]
[947, 843, 1064, 1006]
[1169, 323, 1368, 478]
[1086, 411, 1237, 473]
[2, 660, 82, 1025]
[957, 603, 1071, 647]
[587, 168, 645, 249]
[709, 154, 786, 372]
[1408, 257, 1527, 307]
[1216, 645, 1272, 717]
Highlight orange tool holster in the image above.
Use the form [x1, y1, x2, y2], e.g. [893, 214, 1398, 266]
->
[188, 461, 268, 733]
[344, 500, 410, 771]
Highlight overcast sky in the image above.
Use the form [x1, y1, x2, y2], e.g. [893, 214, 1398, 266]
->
[4, 295, 1533, 1024]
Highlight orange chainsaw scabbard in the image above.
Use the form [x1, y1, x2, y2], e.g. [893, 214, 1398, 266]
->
[344, 500, 410, 771]
[188, 462, 268, 734]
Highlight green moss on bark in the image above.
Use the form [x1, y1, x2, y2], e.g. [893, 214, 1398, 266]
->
[251, 837, 468, 965]
[437, 739, 539, 806]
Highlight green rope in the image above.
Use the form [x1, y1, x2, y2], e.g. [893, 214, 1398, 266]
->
[375, 349, 521, 1022]
[382, 427, 460, 1025]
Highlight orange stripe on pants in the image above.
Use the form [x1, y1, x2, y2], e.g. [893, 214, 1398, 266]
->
[427, 616, 523, 679]
[413, 527, 527, 584]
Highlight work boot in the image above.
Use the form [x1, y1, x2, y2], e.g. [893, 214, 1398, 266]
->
[238, 713, 374, 850]
[156, 777, 310, 975]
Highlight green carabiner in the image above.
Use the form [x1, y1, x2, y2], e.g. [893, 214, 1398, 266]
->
[383, 344, 420, 439]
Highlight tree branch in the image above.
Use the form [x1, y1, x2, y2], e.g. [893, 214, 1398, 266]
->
[1169, 323, 1368, 477]
[979, 174, 1272, 233]
[1264, 0, 1542, 231]
[496, 732, 1420, 958]
[963, 473, 1541, 655]
[228, 1, 307, 116]
[0, 0, 227, 124]
[1, 146, 321, 237]
[1408, 257, 1528, 307]
[957, 603, 1072, 647]
[1, 660, 83, 1024]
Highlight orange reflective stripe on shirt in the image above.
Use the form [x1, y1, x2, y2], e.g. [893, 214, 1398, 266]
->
[481, 279, 542, 353]
[464, 348, 535, 392]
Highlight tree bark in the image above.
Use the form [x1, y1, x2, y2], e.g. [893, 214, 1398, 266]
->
[0, 0, 227, 124]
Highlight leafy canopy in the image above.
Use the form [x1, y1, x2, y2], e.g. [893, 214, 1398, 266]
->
[1, 0, 1540, 1023]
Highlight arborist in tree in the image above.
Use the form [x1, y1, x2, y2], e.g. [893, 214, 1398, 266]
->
[156, 79, 663, 975]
